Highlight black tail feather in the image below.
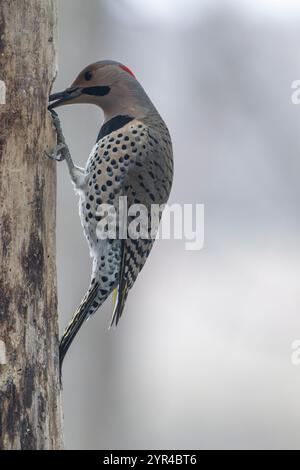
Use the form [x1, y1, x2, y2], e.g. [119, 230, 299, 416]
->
[59, 283, 99, 372]
[110, 240, 129, 327]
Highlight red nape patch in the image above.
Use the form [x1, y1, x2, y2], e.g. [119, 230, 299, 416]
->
[119, 65, 135, 78]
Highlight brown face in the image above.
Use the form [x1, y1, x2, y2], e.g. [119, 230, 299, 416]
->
[48, 65, 111, 109]
[48, 62, 136, 110]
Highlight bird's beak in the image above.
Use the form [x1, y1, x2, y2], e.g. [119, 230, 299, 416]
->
[48, 87, 82, 110]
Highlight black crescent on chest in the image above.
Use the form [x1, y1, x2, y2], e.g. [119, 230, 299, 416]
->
[96, 115, 135, 142]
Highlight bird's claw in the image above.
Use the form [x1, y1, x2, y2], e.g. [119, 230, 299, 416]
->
[45, 143, 66, 162]
[45, 109, 68, 162]
[49, 109, 64, 141]
[49, 109, 61, 132]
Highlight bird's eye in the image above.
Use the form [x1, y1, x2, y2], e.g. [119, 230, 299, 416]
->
[84, 71, 92, 81]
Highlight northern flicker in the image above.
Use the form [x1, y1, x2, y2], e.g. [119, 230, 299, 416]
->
[48, 60, 173, 368]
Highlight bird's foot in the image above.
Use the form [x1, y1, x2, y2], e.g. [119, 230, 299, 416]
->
[45, 142, 66, 162]
[49, 109, 64, 141]
[45, 109, 70, 162]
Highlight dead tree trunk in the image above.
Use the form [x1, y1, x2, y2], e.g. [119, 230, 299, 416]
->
[0, 0, 63, 449]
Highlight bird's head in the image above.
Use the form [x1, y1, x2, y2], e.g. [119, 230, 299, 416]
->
[49, 60, 153, 121]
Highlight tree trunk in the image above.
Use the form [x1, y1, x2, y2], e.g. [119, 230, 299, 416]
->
[0, 0, 63, 449]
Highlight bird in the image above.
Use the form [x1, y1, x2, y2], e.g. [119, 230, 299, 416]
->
[48, 60, 173, 369]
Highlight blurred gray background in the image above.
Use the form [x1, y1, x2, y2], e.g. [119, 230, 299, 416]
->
[54, 0, 300, 449]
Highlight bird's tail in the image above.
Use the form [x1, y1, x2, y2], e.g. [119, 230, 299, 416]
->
[59, 282, 100, 371]
[109, 240, 129, 328]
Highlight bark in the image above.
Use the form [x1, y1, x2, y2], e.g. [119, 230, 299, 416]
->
[0, 0, 63, 449]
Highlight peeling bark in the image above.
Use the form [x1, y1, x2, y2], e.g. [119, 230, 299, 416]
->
[0, 0, 63, 449]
